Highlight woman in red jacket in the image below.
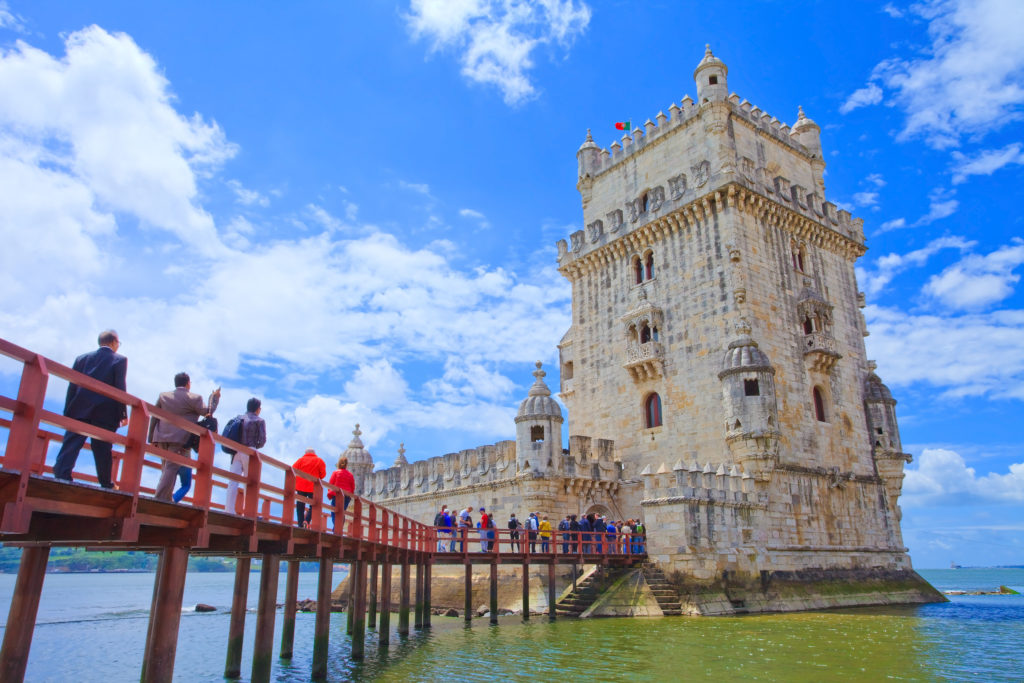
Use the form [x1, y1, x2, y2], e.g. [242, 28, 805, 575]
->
[328, 455, 355, 532]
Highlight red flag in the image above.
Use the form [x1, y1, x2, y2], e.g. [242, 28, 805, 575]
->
[615, 121, 632, 131]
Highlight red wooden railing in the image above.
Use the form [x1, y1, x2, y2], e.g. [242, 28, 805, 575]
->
[0, 337, 431, 551]
[432, 526, 645, 560]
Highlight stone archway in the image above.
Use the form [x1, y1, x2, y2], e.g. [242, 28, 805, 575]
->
[584, 504, 611, 518]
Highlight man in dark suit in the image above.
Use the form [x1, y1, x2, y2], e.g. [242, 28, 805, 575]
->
[53, 330, 128, 489]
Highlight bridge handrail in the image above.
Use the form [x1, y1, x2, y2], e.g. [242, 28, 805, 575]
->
[0, 336, 431, 550]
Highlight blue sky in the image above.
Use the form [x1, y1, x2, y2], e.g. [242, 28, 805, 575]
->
[1, 1, 1022, 569]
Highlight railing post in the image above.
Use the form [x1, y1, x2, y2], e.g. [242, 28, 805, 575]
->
[310, 479, 324, 532]
[141, 546, 189, 683]
[280, 560, 300, 659]
[251, 554, 280, 683]
[282, 469, 296, 526]
[352, 498, 364, 540]
[311, 555, 333, 680]
[224, 557, 250, 679]
[0, 545, 50, 682]
[244, 453, 262, 520]
[118, 399, 150, 494]
[2, 355, 48, 534]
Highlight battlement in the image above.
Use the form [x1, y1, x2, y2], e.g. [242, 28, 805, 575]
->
[363, 434, 621, 502]
[640, 460, 760, 507]
[579, 93, 815, 182]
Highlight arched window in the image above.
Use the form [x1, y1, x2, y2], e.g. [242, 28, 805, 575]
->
[634, 257, 644, 284]
[642, 192, 650, 212]
[813, 386, 827, 422]
[803, 317, 814, 335]
[640, 323, 651, 344]
[645, 252, 654, 279]
[651, 325, 660, 341]
[530, 425, 545, 442]
[644, 393, 663, 428]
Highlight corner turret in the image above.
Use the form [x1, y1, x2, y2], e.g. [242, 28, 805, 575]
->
[341, 424, 374, 496]
[791, 106, 826, 193]
[515, 361, 564, 475]
[694, 44, 728, 104]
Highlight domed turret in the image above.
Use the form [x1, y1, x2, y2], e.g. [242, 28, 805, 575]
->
[341, 424, 374, 496]
[515, 361, 564, 475]
[393, 443, 408, 468]
[694, 44, 728, 104]
[717, 319, 779, 480]
[577, 128, 600, 180]
[791, 106, 826, 192]
[864, 362, 902, 453]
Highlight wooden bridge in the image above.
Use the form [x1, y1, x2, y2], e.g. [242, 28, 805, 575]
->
[0, 337, 645, 682]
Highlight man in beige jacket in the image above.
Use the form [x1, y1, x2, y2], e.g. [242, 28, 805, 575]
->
[149, 372, 219, 501]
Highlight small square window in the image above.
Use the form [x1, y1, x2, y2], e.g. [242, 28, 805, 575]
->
[744, 379, 760, 396]
[709, 75, 718, 85]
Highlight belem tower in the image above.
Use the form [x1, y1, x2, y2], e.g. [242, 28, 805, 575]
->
[349, 46, 942, 615]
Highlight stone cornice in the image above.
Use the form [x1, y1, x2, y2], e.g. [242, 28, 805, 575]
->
[558, 182, 866, 283]
[641, 495, 765, 510]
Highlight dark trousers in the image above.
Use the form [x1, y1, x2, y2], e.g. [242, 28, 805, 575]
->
[528, 531, 537, 552]
[295, 493, 314, 527]
[53, 417, 116, 488]
[510, 531, 519, 551]
[561, 534, 570, 554]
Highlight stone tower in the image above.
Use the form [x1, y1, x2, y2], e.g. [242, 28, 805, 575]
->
[556, 46, 930, 601]
[514, 361, 564, 475]
[340, 424, 374, 496]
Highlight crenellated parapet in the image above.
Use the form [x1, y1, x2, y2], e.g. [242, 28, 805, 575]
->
[640, 461, 762, 508]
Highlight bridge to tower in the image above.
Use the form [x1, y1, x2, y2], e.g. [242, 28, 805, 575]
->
[0, 337, 644, 681]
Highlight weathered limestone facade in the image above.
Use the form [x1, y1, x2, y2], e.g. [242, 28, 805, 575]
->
[360, 46, 941, 613]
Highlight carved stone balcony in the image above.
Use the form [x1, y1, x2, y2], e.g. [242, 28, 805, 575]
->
[803, 331, 841, 373]
[624, 341, 664, 381]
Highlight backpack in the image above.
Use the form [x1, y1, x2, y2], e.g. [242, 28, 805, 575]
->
[185, 415, 218, 453]
[221, 415, 246, 455]
[487, 516, 495, 529]
[433, 512, 445, 526]
[508, 518, 520, 530]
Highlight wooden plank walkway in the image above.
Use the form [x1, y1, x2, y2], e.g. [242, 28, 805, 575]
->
[0, 336, 644, 681]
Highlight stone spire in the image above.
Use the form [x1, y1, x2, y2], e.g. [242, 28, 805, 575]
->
[341, 423, 374, 496]
[394, 443, 408, 467]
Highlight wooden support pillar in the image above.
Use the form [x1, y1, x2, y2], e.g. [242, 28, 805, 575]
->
[398, 558, 410, 635]
[351, 559, 368, 660]
[423, 563, 432, 627]
[250, 554, 280, 683]
[464, 563, 473, 623]
[141, 546, 189, 683]
[280, 560, 300, 659]
[489, 563, 498, 625]
[548, 562, 557, 621]
[379, 561, 393, 648]
[413, 561, 424, 628]
[0, 545, 50, 682]
[368, 562, 378, 629]
[311, 556, 333, 680]
[521, 562, 530, 620]
[224, 557, 250, 679]
[346, 567, 355, 635]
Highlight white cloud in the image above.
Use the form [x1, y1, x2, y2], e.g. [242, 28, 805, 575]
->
[856, 235, 974, 296]
[876, 217, 907, 234]
[923, 238, 1024, 310]
[852, 191, 879, 208]
[839, 82, 883, 114]
[0, 1, 24, 32]
[865, 173, 886, 188]
[849, 0, 1024, 148]
[865, 305, 1024, 399]
[882, 3, 904, 18]
[344, 359, 410, 409]
[0, 25, 236, 254]
[903, 448, 1024, 506]
[406, 0, 591, 105]
[951, 142, 1024, 183]
[399, 180, 432, 196]
[914, 187, 959, 225]
[459, 207, 490, 228]
[227, 179, 270, 207]
[307, 203, 346, 233]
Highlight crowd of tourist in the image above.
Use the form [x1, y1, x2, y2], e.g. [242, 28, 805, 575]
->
[431, 505, 646, 554]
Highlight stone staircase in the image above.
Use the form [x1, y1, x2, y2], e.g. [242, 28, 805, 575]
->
[555, 567, 630, 617]
[640, 562, 683, 616]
